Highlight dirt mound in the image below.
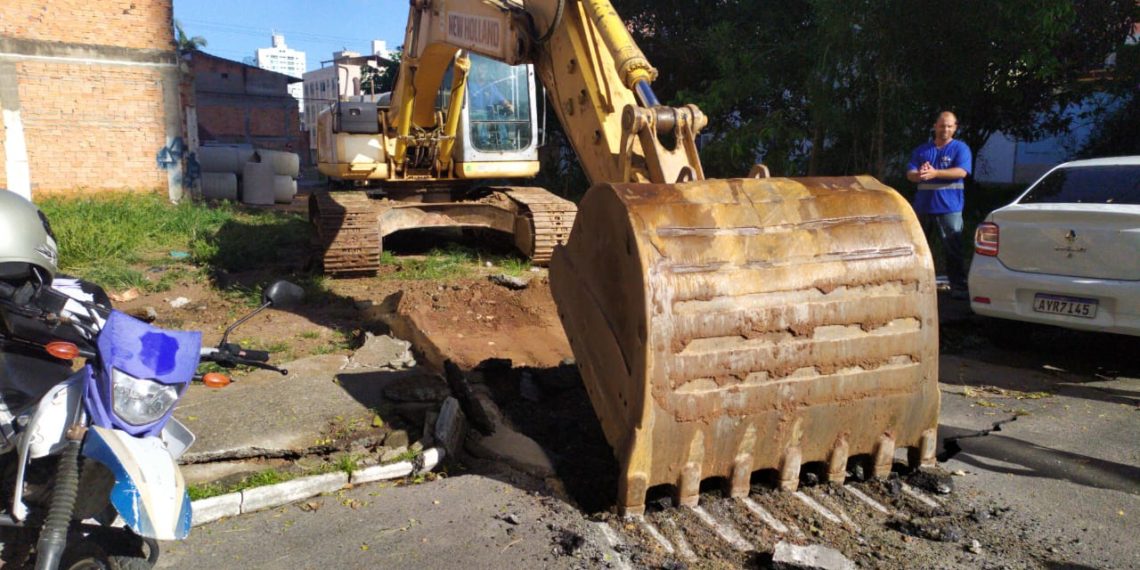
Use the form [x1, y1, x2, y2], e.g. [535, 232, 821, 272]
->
[383, 277, 572, 370]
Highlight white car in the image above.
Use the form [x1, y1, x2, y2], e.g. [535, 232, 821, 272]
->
[968, 156, 1140, 337]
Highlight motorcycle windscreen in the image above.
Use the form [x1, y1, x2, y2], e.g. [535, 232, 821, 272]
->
[87, 310, 201, 436]
[83, 426, 192, 540]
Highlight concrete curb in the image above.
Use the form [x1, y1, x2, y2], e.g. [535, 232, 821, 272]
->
[189, 447, 447, 527]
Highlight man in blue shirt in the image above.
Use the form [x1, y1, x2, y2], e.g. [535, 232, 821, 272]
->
[907, 111, 972, 300]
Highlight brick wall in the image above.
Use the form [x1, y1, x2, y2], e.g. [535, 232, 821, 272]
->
[0, 1, 173, 51]
[0, 0, 180, 196]
[249, 108, 288, 137]
[18, 61, 169, 190]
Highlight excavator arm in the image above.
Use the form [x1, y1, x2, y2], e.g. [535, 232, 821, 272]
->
[394, 0, 940, 516]
[388, 0, 703, 185]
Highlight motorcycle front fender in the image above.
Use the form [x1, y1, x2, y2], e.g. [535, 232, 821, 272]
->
[82, 426, 192, 540]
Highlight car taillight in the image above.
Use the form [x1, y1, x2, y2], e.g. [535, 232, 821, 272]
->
[975, 222, 999, 256]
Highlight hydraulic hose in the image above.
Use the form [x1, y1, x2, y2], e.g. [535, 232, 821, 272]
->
[34, 439, 81, 570]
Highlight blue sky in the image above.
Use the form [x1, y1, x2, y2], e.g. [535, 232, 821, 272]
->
[173, 0, 407, 70]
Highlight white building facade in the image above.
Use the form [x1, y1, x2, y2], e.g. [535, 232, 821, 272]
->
[301, 41, 393, 159]
[256, 34, 306, 111]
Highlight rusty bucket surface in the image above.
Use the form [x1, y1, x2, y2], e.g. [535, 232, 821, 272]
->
[549, 176, 940, 515]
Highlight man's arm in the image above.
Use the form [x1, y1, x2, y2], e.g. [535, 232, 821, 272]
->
[922, 166, 967, 180]
[925, 142, 972, 180]
[906, 148, 924, 183]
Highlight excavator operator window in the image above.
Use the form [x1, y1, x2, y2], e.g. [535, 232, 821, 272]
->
[466, 54, 533, 153]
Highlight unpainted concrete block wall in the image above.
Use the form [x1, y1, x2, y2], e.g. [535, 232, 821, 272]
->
[0, 0, 182, 196]
[189, 53, 302, 153]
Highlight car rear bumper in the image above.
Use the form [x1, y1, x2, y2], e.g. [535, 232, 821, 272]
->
[968, 255, 1140, 337]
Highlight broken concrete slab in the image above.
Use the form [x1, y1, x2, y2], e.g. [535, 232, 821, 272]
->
[181, 460, 275, 486]
[434, 397, 466, 456]
[384, 429, 410, 450]
[444, 361, 495, 434]
[343, 332, 415, 370]
[382, 375, 451, 402]
[379, 446, 409, 463]
[465, 423, 555, 478]
[772, 541, 857, 570]
[488, 274, 529, 290]
[176, 355, 424, 462]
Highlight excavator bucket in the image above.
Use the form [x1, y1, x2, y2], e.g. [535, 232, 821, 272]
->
[549, 176, 940, 515]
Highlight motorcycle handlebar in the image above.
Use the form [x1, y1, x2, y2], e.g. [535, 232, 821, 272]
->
[240, 349, 271, 363]
[199, 345, 287, 375]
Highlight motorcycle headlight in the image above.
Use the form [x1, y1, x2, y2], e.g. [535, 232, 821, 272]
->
[111, 368, 180, 425]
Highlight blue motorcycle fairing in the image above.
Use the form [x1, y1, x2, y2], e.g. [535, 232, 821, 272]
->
[82, 425, 192, 540]
[86, 310, 201, 437]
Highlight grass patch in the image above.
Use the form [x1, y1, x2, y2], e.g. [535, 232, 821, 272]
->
[387, 448, 421, 464]
[312, 329, 355, 355]
[186, 468, 299, 501]
[384, 245, 478, 281]
[38, 193, 310, 291]
[331, 453, 363, 475]
[496, 257, 532, 277]
[380, 244, 533, 281]
[187, 481, 227, 501]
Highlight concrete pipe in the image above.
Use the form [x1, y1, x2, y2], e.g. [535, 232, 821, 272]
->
[241, 161, 276, 205]
[273, 175, 298, 204]
[197, 147, 240, 174]
[261, 150, 301, 178]
[200, 172, 238, 201]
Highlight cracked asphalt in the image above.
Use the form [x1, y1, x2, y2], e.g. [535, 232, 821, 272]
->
[157, 298, 1140, 569]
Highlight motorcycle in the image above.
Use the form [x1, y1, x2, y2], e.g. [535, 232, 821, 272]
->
[0, 275, 302, 569]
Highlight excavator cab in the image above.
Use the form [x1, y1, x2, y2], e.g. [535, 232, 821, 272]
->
[459, 54, 537, 157]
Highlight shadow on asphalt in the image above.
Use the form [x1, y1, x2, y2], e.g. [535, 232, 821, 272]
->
[1042, 562, 1102, 570]
[938, 297, 1140, 408]
[939, 424, 1140, 496]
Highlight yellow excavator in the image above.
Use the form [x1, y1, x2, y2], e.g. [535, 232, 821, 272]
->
[325, 0, 941, 516]
[313, 39, 576, 274]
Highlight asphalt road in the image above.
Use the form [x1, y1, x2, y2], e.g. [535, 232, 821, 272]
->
[158, 311, 1140, 570]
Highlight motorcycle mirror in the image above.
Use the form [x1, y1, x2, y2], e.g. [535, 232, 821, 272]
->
[262, 280, 304, 309]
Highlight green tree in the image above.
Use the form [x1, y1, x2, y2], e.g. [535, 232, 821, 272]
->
[360, 51, 401, 95]
[612, 0, 1136, 178]
[173, 19, 207, 53]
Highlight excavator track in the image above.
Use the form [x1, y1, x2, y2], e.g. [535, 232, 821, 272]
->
[550, 176, 940, 516]
[309, 187, 577, 275]
[500, 187, 578, 265]
[309, 191, 383, 277]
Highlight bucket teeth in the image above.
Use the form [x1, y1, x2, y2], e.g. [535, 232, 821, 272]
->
[730, 454, 753, 498]
[910, 428, 938, 469]
[873, 434, 896, 478]
[828, 438, 850, 484]
[619, 472, 648, 517]
[678, 463, 702, 507]
[779, 447, 803, 492]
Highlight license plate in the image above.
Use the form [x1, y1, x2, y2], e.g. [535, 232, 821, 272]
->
[1032, 293, 1098, 319]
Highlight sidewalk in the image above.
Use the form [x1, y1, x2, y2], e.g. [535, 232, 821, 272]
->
[174, 334, 458, 526]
